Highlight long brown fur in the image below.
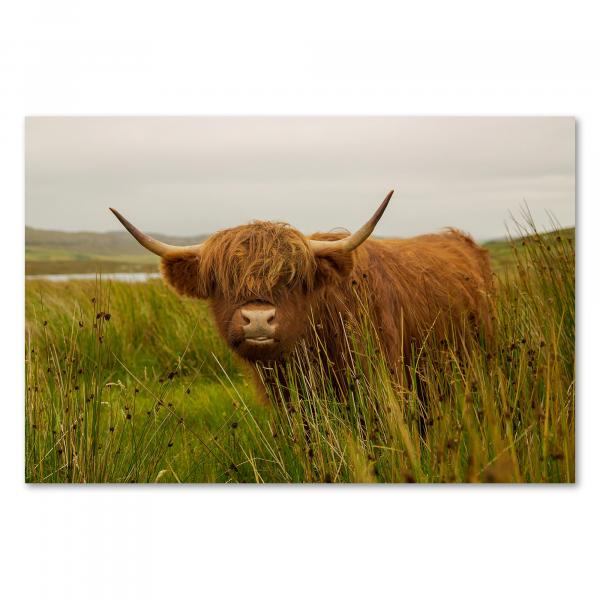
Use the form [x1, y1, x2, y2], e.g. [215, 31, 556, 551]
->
[309, 230, 494, 373]
[159, 220, 495, 398]
[161, 222, 317, 302]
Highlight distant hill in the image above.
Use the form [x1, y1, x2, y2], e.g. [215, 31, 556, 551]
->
[25, 226, 210, 275]
[26, 226, 208, 257]
[25, 225, 574, 276]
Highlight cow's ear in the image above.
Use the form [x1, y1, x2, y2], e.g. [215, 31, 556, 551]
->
[314, 248, 355, 286]
[160, 251, 211, 299]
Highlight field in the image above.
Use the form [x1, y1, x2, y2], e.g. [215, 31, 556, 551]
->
[25, 226, 205, 275]
[25, 221, 575, 483]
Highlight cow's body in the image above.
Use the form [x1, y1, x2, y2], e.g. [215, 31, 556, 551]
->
[313, 230, 493, 364]
[110, 193, 494, 402]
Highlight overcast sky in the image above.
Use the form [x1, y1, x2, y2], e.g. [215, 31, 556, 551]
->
[25, 117, 575, 241]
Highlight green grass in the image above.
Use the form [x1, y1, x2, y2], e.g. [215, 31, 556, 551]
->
[25, 220, 575, 483]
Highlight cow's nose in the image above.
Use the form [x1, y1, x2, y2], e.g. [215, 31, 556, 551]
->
[241, 308, 276, 340]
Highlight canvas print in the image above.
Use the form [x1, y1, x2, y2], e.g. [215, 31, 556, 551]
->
[25, 117, 575, 483]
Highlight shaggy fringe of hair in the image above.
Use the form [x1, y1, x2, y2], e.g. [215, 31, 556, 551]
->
[199, 221, 317, 302]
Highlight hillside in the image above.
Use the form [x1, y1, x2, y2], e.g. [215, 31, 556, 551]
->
[25, 225, 574, 276]
[26, 226, 207, 257]
[25, 226, 209, 275]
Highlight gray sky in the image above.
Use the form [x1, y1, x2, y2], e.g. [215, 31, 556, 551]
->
[25, 117, 575, 241]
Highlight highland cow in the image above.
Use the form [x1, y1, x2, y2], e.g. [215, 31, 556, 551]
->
[110, 191, 494, 398]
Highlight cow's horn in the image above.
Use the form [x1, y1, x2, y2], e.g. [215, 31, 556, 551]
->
[109, 208, 205, 257]
[309, 190, 393, 254]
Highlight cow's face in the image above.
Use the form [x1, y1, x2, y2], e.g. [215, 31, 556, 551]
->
[160, 222, 355, 362]
[109, 191, 393, 363]
[213, 294, 309, 362]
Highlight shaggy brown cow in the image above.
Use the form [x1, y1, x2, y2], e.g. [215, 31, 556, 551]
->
[110, 191, 493, 395]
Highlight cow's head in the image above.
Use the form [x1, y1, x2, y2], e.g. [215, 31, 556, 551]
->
[110, 191, 393, 362]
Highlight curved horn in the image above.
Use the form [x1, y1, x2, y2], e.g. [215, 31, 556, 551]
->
[309, 190, 394, 254]
[109, 208, 205, 257]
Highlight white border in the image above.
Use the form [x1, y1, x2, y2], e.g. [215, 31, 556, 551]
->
[2, 2, 597, 599]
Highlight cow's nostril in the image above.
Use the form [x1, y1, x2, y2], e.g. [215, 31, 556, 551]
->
[242, 315, 251, 325]
[267, 314, 275, 325]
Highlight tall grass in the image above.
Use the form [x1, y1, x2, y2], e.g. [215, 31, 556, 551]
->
[25, 219, 575, 483]
[25, 279, 247, 483]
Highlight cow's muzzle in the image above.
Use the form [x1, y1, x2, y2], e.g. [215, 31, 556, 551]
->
[241, 306, 277, 344]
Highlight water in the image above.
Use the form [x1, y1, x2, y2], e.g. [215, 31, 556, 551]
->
[26, 272, 161, 283]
